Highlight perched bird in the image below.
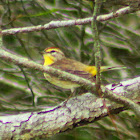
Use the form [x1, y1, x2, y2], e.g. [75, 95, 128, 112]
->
[43, 47, 125, 94]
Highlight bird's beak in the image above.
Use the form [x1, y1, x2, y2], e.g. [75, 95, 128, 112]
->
[40, 50, 45, 54]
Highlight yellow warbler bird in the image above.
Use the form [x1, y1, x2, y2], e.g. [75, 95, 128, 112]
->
[43, 47, 124, 92]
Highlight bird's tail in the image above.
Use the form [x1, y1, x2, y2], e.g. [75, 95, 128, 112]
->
[100, 66, 127, 72]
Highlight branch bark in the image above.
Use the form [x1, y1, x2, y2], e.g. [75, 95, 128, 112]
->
[2, 6, 140, 35]
[0, 76, 139, 139]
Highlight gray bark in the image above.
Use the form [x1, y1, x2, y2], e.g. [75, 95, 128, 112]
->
[0, 77, 139, 140]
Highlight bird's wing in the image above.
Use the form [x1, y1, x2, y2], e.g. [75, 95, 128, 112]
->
[50, 58, 96, 82]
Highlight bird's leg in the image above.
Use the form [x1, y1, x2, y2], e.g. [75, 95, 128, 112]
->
[62, 88, 76, 105]
[78, 87, 88, 95]
[69, 88, 76, 97]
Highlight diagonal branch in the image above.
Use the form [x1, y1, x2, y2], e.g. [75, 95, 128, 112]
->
[2, 6, 140, 35]
[0, 48, 96, 91]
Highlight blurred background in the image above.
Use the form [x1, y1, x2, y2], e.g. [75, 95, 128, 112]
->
[0, 0, 140, 139]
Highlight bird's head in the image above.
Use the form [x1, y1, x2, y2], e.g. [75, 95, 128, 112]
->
[43, 47, 65, 65]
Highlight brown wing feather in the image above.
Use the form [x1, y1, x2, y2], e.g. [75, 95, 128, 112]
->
[50, 58, 96, 82]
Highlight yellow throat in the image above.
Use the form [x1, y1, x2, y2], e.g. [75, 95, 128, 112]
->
[43, 53, 55, 66]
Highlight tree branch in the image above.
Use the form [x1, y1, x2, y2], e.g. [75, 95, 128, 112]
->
[0, 48, 96, 92]
[92, 0, 102, 91]
[0, 76, 139, 139]
[0, 48, 140, 116]
[2, 6, 140, 35]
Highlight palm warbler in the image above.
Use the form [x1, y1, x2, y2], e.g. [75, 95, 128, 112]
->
[43, 47, 124, 92]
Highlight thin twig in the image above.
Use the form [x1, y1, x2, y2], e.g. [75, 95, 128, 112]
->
[19, 66, 36, 107]
[92, 0, 102, 91]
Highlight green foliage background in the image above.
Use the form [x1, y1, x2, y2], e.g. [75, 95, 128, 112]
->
[0, 0, 140, 139]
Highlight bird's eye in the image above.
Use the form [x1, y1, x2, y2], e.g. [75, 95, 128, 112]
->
[50, 50, 56, 53]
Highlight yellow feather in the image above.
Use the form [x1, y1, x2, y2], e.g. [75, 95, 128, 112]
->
[84, 66, 97, 76]
[43, 54, 54, 66]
